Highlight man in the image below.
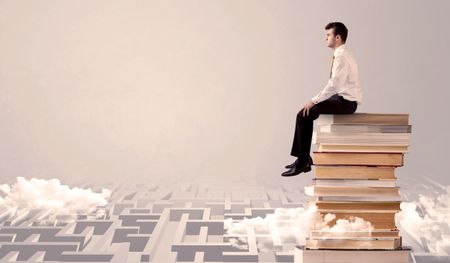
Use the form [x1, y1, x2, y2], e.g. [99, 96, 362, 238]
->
[281, 22, 362, 177]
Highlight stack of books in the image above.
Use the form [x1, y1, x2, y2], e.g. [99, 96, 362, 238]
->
[300, 113, 412, 263]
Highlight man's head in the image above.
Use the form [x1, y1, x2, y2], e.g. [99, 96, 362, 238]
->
[325, 22, 348, 49]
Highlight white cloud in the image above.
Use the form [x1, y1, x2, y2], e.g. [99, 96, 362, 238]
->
[396, 186, 450, 255]
[225, 206, 373, 252]
[320, 214, 374, 234]
[0, 177, 111, 221]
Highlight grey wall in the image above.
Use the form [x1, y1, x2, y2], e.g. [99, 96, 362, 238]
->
[0, 0, 449, 184]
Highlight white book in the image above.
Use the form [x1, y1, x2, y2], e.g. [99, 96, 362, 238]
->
[304, 185, 400, 197]
[296, 246, 411, 263]
[316, 124, 412, 133]
[312, 132, 411, 145]
[313, 179, 396, 187]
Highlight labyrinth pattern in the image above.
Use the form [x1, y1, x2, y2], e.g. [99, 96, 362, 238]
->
[0, 175, 448, 263]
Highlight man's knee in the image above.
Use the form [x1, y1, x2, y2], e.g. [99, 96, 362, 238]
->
[307, 107, 320, 120]
[296, 107, 319, 121]
[296, 109, 308, 121]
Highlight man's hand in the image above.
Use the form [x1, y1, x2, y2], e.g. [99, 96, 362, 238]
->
[302, 100, 315, 117]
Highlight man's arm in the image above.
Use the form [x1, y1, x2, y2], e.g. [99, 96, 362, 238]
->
[311, 56, 349, 104]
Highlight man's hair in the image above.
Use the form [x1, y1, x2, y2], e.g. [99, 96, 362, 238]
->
[325, 22, 348, 43]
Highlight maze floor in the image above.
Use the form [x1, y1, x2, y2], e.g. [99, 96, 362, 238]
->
[0, 174, 448, 263]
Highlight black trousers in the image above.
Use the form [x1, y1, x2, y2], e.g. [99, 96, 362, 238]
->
[290, 94, 358, 160]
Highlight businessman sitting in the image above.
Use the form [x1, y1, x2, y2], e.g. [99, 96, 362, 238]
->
[281, 22, 362, 177]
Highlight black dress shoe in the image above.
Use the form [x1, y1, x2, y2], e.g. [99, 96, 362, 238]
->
[285, 159, 298, 169]
[281, 158, 312, 177]
[285, 156, 313, 169]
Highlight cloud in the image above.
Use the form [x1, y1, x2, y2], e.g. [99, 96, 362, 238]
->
[319, 214, 374, 233]
[224, 206, 374, 252]
[396, 185, 450, 255]
[0, 177, 111, 221]
[225, 184, 450, 255]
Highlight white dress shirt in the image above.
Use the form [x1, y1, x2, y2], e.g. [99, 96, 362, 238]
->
[311, 44, 362, 105]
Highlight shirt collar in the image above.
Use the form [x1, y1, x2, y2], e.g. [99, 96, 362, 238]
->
[333, 44, 346, 57]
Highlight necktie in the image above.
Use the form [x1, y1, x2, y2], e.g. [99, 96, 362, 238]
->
[330, 55, 335, 78]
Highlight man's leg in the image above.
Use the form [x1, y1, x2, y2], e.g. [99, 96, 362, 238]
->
[290, 111, 309, 158]
[290, 94, 357, 162]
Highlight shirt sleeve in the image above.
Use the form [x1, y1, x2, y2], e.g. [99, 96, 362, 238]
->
[311, 56, 348, 104]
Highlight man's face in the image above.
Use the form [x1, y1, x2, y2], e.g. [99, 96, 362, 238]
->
[325, 28, 337, 48]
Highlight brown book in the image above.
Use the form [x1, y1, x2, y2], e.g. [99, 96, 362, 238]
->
[316, 196, 402, 202]
[312, 152, 404, 166]
[305, 237, 402, 250]
[309, 200, 401, 211]
[310, 229, 400, 238]
[314, 166, 396, 179]
[317, 113, 409, 125]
